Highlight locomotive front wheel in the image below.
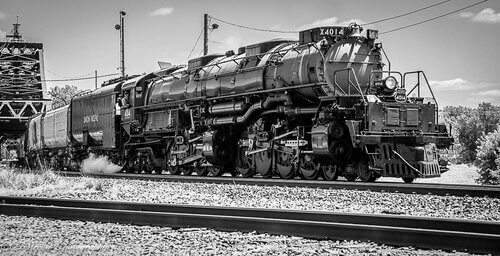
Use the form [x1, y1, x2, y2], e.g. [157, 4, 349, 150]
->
[322, 165, 340, 181]
[299, 154, 320, 180]
[357, 156, 376, 182]
[276, 151, 295, 179]
[255, 150, 273, 178]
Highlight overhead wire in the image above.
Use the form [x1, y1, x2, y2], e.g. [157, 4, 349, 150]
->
[380, 0, 488, 35]
[209, 16, 298, 34]
[187, 28, 204, 59]
[45, 69, 95, 79]
[209, 0, 487, 36]
[42, 73, 119, 82]
[361, 0, 451, 26]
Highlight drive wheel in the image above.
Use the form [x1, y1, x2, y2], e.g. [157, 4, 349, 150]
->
[322, 165, 341, 181]
[255, 150, 273, 178]
[299, 154, 320, 180]
[235, 132, 255, 178]
[276, 150, 295, 179]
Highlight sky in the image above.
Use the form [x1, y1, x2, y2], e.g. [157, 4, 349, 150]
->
[1, 0, 499, 108]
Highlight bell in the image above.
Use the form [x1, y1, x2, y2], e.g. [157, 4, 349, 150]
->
[349, 25, 363, 38]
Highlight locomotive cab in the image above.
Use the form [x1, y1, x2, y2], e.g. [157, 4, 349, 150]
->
[120, 73, 155, 135]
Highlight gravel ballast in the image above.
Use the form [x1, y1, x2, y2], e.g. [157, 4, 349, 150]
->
[0, 214, 482, 256]
[1, 169, 497, 255]
[2, 175, 500, 221]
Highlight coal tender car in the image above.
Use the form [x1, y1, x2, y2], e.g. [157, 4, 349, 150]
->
[25, 23, 453, 182]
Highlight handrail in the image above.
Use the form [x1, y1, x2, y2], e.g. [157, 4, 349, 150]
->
[333, 68, 365, 97]
[403, 71, 439, 124]
[332, 67, 367, 127]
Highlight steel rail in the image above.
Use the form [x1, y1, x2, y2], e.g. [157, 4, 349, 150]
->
[58, 171, 500, 198]
[0, 196, 499, 254]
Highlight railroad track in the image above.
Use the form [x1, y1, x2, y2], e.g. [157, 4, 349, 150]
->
[59, 171, 500, 198]
[0, 196, 498, 254]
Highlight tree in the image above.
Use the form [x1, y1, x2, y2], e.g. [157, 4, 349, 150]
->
[442, 103, 500, 163]
[48, 85, 81, 109]
[475, 127, 500, 185]
[477, 103, 500, 135]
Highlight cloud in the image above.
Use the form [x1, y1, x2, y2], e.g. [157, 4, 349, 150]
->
[475, 89, 500, 97]
[429, 78, 474, 91]
[297, 17, 367, 31]
[459, 8, 500, 23]
[150, 7, 174, 17]
[429, 78, 499, 91]
[0, 11, 6, 19]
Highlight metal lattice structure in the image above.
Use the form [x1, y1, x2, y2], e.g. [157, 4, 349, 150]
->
[0, 20, 51, 141]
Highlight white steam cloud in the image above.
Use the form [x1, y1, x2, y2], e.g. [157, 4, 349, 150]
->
[81, 153, 122, 174]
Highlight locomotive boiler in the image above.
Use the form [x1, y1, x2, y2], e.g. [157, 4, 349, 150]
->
[26, 23, 453, 183]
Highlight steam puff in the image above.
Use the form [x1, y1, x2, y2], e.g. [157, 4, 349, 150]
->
[81, 153, 121, 174]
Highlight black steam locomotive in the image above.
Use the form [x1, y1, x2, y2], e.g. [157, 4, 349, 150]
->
[23, 24, 453, 183]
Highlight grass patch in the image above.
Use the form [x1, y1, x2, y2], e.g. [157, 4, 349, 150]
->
[0, 167, 105, 196]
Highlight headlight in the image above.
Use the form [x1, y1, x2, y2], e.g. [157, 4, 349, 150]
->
[384, 76, 398, 90]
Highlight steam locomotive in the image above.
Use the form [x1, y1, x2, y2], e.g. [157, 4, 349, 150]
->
[22, 23, 453, 183]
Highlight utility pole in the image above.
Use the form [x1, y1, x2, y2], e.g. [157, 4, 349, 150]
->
[95, 70, 97, 89]
[115, 10, 126, 77]
[203, 14, 208, 56]
[203, 14, 218, 56]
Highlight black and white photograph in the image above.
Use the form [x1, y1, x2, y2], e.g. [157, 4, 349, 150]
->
[1, 0, 499, 255]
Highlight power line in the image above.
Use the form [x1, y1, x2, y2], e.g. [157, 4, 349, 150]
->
[362, 0, 451, 26]
[42, 73, 119, 82]
[380, 0, 488, 35]
[211, 0, 486, 37]
[188, 28, 204, 59]
[45, 69, 95, 79]
[210, 16, 298, 34]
